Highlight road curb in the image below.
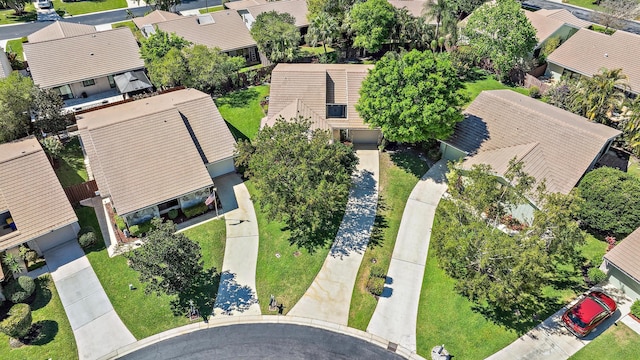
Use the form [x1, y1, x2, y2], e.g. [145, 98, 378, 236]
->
[97, 315, 427, 360]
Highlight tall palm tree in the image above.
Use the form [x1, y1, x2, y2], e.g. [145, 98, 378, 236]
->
[423, 0, 456, 43]
[571, 68, 629, 125]
[306, 12, 339, 57]
[623, 97, 640, 156]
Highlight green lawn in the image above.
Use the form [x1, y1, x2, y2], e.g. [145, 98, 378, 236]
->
[300, 45, 335, 56]
[77, 207, 226, 340]
[0, 5, 36, 25]
[215, 85, 270, 141]
[0, 276, 78, 360]
[199, 5, 224, 13]
[55, 137, 88, 188]
[570, 323, 640, 360]
[5, 38, 26, 61]
[52, 0, 127, 15]
[462, 71, 530, 106]
[628, 156, 640, 179]
[112, 20, 144, 42]
[563, 0, 600, 10]
[348, 149, 429, 330]
[247, 181, 332, 314]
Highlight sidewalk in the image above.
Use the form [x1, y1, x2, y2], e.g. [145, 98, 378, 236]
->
[44, 240, 135, 360]
[288, 147, 379, 325]
[367, 159, 448, 351]
[213, 173, 261, 316]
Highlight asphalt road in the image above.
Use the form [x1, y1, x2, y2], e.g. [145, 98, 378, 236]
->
[119, 323, 405, 360]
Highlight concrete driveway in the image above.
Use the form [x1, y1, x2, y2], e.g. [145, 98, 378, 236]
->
[45, 240, 135, 360]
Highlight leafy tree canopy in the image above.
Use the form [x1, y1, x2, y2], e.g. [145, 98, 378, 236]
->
[183, 45, 245, 92]
[356, 50, 465, 143]
[32, 88, 70, 136]
[0, 72, 35, 144]
[236, 116, 358, 250]
[349, 0, 396, 53]
[463, 0, 537, 81]
[140, 29, 191, 65]
[250, 11, 300, 63]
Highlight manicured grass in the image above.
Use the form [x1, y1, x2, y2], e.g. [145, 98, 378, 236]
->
[247, 181, 332, 314]
[300, 45, 335, 56]
[570, 323, 640, 360]
[563, 0, 600, 10]
[348, 149, 429, 330]
[0, 276, 78, 360]
[0, 5, 36, 25]
[52, 0, 127, 15]
[463, 72, 530, 106]
[55, 137, 88, 188]
[112, 20, 144, 42]
[77, 207, 226, 340]
[628, 156, 640, 179]
[5, 38, 26, 61]
[215, 85, 270, 141]
[199, 5, 224, 13]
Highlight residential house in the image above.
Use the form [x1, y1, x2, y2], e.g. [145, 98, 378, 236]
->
[604, 227, 640, 301]
[77, 88, 236, 226]
[440, 90, 621, 223]
[0, 137, 79, 255]
[24, 25, 151, 112]
[545, 28, 640, 96]
[133, 10, 259, 65]
[264, 63, 381, 144]
[231, 0, 309, 31]
[524, 9, 590, 52]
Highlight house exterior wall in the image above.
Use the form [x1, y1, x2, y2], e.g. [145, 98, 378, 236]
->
[509, 202, 536, 225]
[440, 142, 467, 161]
[226, 46, 259, 65]
[545, 62, 565, 81]
[123, 206, 159, 226]
[606, 264, 640, 301]
[28, 222, 80, 255]
[350, 129, 381, 144]
[179, 188, 210, 210]
[539, 26, 577, 50]
[206, 158, 235, 179]
[68, 76, 115, 99]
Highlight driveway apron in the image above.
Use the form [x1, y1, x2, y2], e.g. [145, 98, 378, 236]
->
[45, 240, 135, 360]
[367, 159, 448, 351]
[288, 146, 379, 325]
[213, 173, 261, 316]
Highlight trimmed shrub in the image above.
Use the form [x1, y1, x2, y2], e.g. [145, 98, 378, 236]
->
[17, 276, 35, 297]
[588, 268, 607, 284]
[5, 276, 36, 304]
[183, 203, 208, 218]
[631, 300, 640, 318]
[0, 303, 32, 339]
[78, 226, 95, 237]
[529, 86, 540, 99]
[24, 250, 38, 264]
[168, 209, 179, 220]
[79, 231, 97, 248]
[114, 214, 127, 231]
[367, 276, 385, 296]
[129, 220, 153, 238]
[370, 265, 386, 278]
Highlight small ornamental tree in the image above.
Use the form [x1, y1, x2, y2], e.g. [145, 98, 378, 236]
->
[357, 50, 465, 143]
[250, 11, 300, 63]
[0, 303, 32, 340]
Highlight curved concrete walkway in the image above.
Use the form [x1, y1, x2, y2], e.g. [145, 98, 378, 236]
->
[45, 240, 135, 360]
[288, 146, 379, 325]
[367, 159, 448, 351]
[212, 173, 261, 316]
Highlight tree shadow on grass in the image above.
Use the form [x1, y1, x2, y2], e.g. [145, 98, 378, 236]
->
[215, 88, 259, 108]
[367, 195, 388, 249]
[390, 150, 429, 178]
[30, 277, 53, 311]
[23, 320, 58, 346]
[171, 267, 220, 321]
[225, 120, 249, 142]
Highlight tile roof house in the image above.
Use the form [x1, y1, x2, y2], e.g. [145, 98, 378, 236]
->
[0, 47, 12, 78]
[524, 9, 590, 50]
[604, 227, 640, 301]
[77, 88, 236, 226]
[27, 21, 96, 43]
[264, 63, 381, 144]
[234, 0, 309, 29]
[440, 90, 620, 221]
[0, 137, 79, 254]
[134, 10, 259, 65]
[23, 26, 151, 112]
[545, 28, 640, 95]
[387, 0, 437, 24]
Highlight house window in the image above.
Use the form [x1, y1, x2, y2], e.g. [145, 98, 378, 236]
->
[54, 84, 73, 100]
[108, 75, 116, 89]
[82, 79, 96, 87]
[0, 211, 17, 237]
[327, 104, 347, 118]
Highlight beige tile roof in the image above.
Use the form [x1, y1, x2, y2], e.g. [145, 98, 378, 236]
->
[267, 63, 374, 130]
[388, 0, 436, 23]
[0, 137, 78, 251]
[444, 90, 621, 194]
[155, 11, 256, 52]
[245, 0, 309, 27]
[535, 9, 591, 29]
[224, 0, 267, 10]
[132, 10, 181, 29]
[547, 28, 640, 94]
[77, 89, 235, 215]
[265, 99, 331, 130]
[0, 48, 12, 78]
[24, 28, 144, 89]
[27, 21, 96, 43]
[524, 9, 590, 46]
[604, 227, 640, 283]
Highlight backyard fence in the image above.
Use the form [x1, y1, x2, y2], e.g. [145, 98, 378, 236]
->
[64, 180, 98, 205]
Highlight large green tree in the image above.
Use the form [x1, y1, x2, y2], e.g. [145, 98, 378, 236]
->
[623, 97, 640, 156]
[32, 88, 70, 137]
[236, 116, 358, 250]
[183, 45, 245, 93]
[570, 68, 628, 125]
[139, 29, 191, 65]
[349, 0, 396, 53]
[250, 11, 300, 63]
[148, 46, 189, 89]
[463, 0, 536, 81]
[306, 12, 339, 57]
[356, 50, 465, 143]
[0, 72, 35, 144]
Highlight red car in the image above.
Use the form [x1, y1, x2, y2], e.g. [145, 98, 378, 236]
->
[562, 291, 617, 337]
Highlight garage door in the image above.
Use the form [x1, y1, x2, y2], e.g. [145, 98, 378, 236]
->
[33, 223, 79, 253]
[350, 130, 380, 144]
[207, 158, 236, 178]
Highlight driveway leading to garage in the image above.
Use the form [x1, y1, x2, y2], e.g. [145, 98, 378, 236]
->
[45, 240, 135, 360]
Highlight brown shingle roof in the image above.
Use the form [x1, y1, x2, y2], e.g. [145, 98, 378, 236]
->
[535, 9, 591, 29]
[27, 21, 96, 43]
[267, 63, 374, 130]
[547, 28, 640, 94]
[156, 11, 256, 52]
[244, 0, 309, 27]
[604, 227, 640, 283]
[24, 28, 144, 89]
[132, 10, 181, 29]
[0, 137, 78, 251]
[444, 90, 621, 194]
[77, 89, 235, 215]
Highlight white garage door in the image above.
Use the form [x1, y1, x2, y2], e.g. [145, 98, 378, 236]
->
[207, 158, 236, 178]
[33, 223, 79, 253]
[350, 130, 380, 144]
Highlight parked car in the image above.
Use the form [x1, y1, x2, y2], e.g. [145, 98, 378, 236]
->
[37, 0, 52, 9]
[562, 291, 617, 337]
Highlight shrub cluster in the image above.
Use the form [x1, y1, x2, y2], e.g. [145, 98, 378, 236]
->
[367, 265, 387, 296]
[587, 268, 607, 284]
[0, 303, 32, 339]
[631, 300, 640, 318]
[168, 209, 179, 220]
[5, 276, 36, 304]
[129, 220, 153, 238]
[114, 215, 127, 231]
[183, 203, 208, 218]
